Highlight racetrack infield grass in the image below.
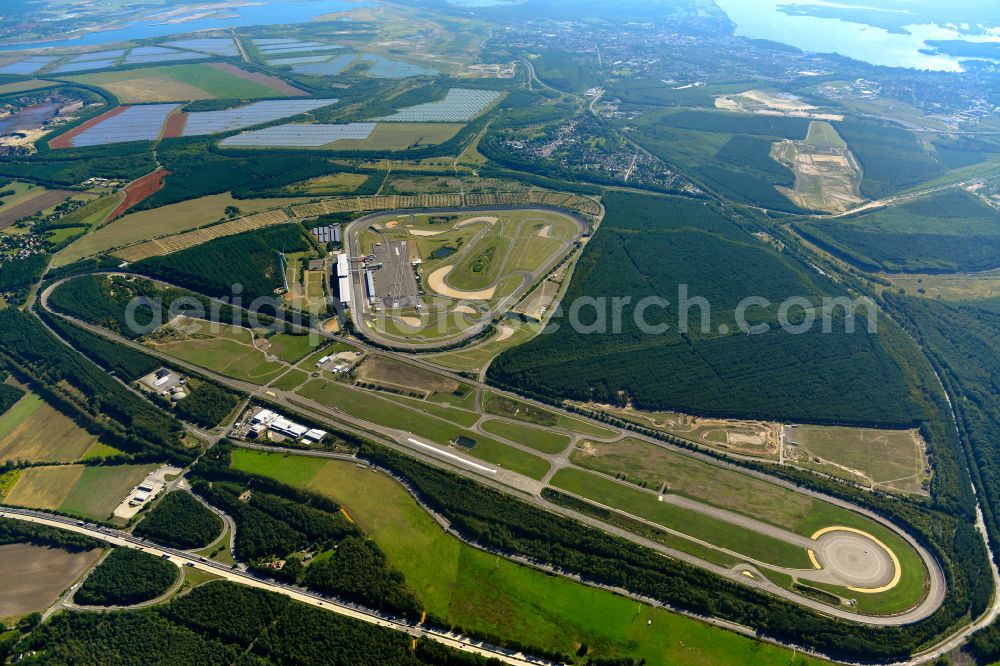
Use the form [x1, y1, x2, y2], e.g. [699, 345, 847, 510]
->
[481, 418, 570, 455]
[550, 467, 813, 570]
[148, 335, 286, 385]
[64, 63, 297, 103]
[265, 333, 322, 364]
[231, 449, 822, 665]
[571, 436, 821, 530]
[482, 392, 618, 439]
[786, 425, 926, 495]
[296, 379, 549, 479]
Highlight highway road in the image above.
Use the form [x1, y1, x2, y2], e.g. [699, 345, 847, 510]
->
[0, 507, 545, 666]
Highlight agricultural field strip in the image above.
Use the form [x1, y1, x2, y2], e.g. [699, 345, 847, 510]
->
[37, 283, 945, 624]
[290, 192, 602, 218]
[180, 99, 338, 136]
[67, 104, 179, 147]
[112, 209, 291, 262]
[220, 122, 375, 147]
[0, 508, 536, 666]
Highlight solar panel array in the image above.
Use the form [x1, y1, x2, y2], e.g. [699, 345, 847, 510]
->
[290, 54, 356, 76]
[163, 38, 240, 56]
[129, 46, 178, 56]
[360, 54, 436, 79]
[256, 40, 329, 52]
[221, 122, 376, 147]
[266, 55, 332, 66]
[123, 50, 208, 65]
[50, 59, 120, 74]
[69, 49, 126, 63]
[0, 56, 59, 75]
[181, 99, 338, 136]
[70, 104, 180, 147]
[374, 88, 502, 122]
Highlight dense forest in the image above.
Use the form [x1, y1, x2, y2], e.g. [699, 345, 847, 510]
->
[75, 548, 178, 606]
[833, 119, 945, 198]
[0, 254, 48, 304]
[0, 310, 192, 464]
[490, 191, 920, 426]
[47, 274, 287, 340]
[191, 456, 421, 618]
[171, 381, 240, 429]
[882, 293, 1000, 662]
[135, 225, 312, 301]
[17, 582, 503, 665]
[0, 382, 24, 417]
[133, 491, 223, 550]
[797, 190, 1000, 273]
[0, 517, 101, 552]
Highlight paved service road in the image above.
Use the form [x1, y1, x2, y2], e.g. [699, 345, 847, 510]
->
[0, 508, 544, 666]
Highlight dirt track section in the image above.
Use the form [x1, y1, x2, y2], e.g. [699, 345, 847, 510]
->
[0, 189, 74, 228]
[427, 265, 497, 300]
[109, 168, 169, 220]
[160, 109, 188, 138]
[208, 62, 307, 96]
[48, 106, 128, 149]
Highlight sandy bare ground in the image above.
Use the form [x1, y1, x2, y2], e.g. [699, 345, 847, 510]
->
[454, 305, 477, 314]
[455, 216, 499, 228]
[427, 265, 496, 300]
[495, 325, 515, 342]
[0, 544, 102, 619]
[408, 228, 446, 236]
[397, 315, 422, 326]
[537, 224, 553, 239]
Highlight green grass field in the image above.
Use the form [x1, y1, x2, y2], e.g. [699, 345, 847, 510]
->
[4, 463, 154, 521]
[269, 369, 310, 392]
[65, 63, 296, 103]
[549, 467, 814, 569]
[0, 392, 105, 464]
[230, 449, 821, 665]
[571, 437, 819, 531]
[786, 425, 926, 495]
[481, 418, 570, 454]
[148, 320, 287, 385]
[266, 333, 322, 364]
[295, 380, 549, 479]
[482, 392, 618, 438]
[322, 123, 464, 150]
[55, 194, 307, 266]
[58, 464, 157, 520]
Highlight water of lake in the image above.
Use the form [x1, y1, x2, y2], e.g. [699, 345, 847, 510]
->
[714, 0, 1000, 71]
[0, 0, 364, 51]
